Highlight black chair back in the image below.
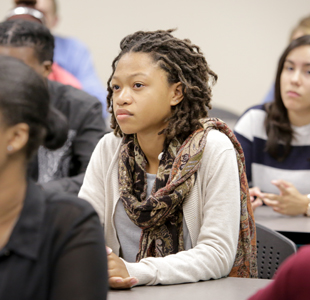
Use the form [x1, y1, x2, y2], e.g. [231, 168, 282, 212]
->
[256, 223, 297, 279]
[208, 107, 239, 129]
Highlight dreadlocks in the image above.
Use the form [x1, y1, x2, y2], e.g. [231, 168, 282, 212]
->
[107, 29, 218, 147]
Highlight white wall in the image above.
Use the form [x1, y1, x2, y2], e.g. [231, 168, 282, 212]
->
[1, 0, 310, 115]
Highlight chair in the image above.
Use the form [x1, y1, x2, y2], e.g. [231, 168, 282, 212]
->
[256, 222, 297, 279]
[208, 106, 239, 129]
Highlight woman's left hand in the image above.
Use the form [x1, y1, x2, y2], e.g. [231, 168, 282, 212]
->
[106, 247, 139, 289]
[261, 180, 309, 216]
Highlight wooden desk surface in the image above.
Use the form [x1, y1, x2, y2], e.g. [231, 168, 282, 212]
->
[108, 277, 270, 300]
[254, 206, 310, 233]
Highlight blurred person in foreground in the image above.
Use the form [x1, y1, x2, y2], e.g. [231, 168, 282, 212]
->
[0, 55, 108, 300]
[248, 246, 310, 300]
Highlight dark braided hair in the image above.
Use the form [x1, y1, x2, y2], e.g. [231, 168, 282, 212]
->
[107, 29, 217, 148]
[0, 19, 54, 63]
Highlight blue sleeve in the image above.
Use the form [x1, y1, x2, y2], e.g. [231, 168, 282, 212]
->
[54, 36, 108, 118]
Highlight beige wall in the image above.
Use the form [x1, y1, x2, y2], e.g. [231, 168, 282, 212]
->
[1, 0, 310, 115]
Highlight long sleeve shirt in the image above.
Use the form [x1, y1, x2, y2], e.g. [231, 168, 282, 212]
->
[79, 130, 241, 285]
[28, 80, 106, 195]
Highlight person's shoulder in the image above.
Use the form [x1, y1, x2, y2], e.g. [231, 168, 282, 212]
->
[45, 189, 97, 220]
[98, 132, 122, 152]
[48, 80, 100, 106]
[274, 245, 310, 282]
[290, 245, 310, 267]
[54, 35, 89, 51]
[240, 104, 266, 118]
[206, 129, 234, 152]
[234, 104, 267, 138]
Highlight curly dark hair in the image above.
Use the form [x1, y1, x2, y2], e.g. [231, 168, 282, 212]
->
[107, 29, 217, 148]
[264, 35, 310, 161]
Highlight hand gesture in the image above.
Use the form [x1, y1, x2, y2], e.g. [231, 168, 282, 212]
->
[106, 246, 139, 289]
[249, 187, 263, 211]
[261, 180, 309, 216]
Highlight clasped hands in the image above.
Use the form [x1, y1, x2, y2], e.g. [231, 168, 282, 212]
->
[249, 179, 309, 216]
[106, 246, 138, 289]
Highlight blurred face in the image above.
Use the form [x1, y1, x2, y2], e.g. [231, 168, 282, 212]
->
[35, 0, 58, 30]
[0, 113, 10, 171]
[111, 52, 180, 136]
[280, 45, 310, 116]
[0, 46, 51, 78]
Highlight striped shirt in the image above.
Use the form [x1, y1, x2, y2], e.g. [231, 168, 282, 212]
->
[234, 104, 310, 194]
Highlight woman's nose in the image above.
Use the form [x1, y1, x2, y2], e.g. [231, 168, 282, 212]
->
[115, 87, 132, 105]
[290, 70, 301, 85]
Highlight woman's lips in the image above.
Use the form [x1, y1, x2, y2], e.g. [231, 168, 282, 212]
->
[286, 91, 301, 98]
[116, 109, 133, 120]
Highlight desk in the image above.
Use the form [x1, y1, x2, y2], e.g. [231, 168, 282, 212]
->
[254, 206, 310, 244]
[108, 277, 270, 300]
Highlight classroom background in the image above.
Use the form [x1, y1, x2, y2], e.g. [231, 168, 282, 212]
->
[1, 0, 310, 115]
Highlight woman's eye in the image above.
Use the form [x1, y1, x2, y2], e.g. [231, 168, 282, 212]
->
[285, 66, 293, 71]
[134, 83, 144, 88]
[112, 85, 120, 91]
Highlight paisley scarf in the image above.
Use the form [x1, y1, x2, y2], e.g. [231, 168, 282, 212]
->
[118, 118, 257, 277]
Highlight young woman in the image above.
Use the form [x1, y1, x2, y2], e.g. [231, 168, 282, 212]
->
[234, 35, 310, 215]
[0, 56, 108, 299]
[79, 29, 257, 289]
[262, 14, 310, 104]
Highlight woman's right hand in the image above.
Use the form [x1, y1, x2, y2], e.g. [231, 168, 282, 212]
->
[106, 246, 139, 289]
[249, 187, 263, 211]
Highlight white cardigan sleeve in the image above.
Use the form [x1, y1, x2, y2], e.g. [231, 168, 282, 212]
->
[124, 130, 240, 285]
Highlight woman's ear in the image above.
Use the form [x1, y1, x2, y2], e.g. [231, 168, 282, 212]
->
[42, 61, 53, 77]
[170, 82, 184, 106]
[6, 123, 29, 155]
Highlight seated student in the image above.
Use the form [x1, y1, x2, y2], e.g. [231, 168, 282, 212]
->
[0, 19, 106, 195]
[0, 55, 108, 300]
[79, 29, 257, 289]
[248, 246, 310, 300]
[7, 0, 108, 119]
[35, 0, 109, 118]
[262, 14, 310, 104]
[234, 35, 310, 215]
[6, 0, 83, 90]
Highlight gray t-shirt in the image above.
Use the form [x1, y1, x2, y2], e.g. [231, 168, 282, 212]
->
[115, 173, 192, 262]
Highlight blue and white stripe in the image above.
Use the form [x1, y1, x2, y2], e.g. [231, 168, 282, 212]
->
[234, 104, 310, 194]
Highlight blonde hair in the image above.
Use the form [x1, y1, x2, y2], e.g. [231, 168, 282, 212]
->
[290, 15, 310, 41]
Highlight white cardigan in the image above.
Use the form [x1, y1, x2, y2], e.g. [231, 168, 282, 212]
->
[79, 130, 240, 285]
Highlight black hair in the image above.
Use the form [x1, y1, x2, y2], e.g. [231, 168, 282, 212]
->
[0, 19, 54, 63]
[265, 35, 310, 161]
[107, 29, 217, 148]
[0, 55, 68, 159]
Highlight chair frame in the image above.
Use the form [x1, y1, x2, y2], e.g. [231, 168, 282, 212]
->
[256, 222, 297, 279]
